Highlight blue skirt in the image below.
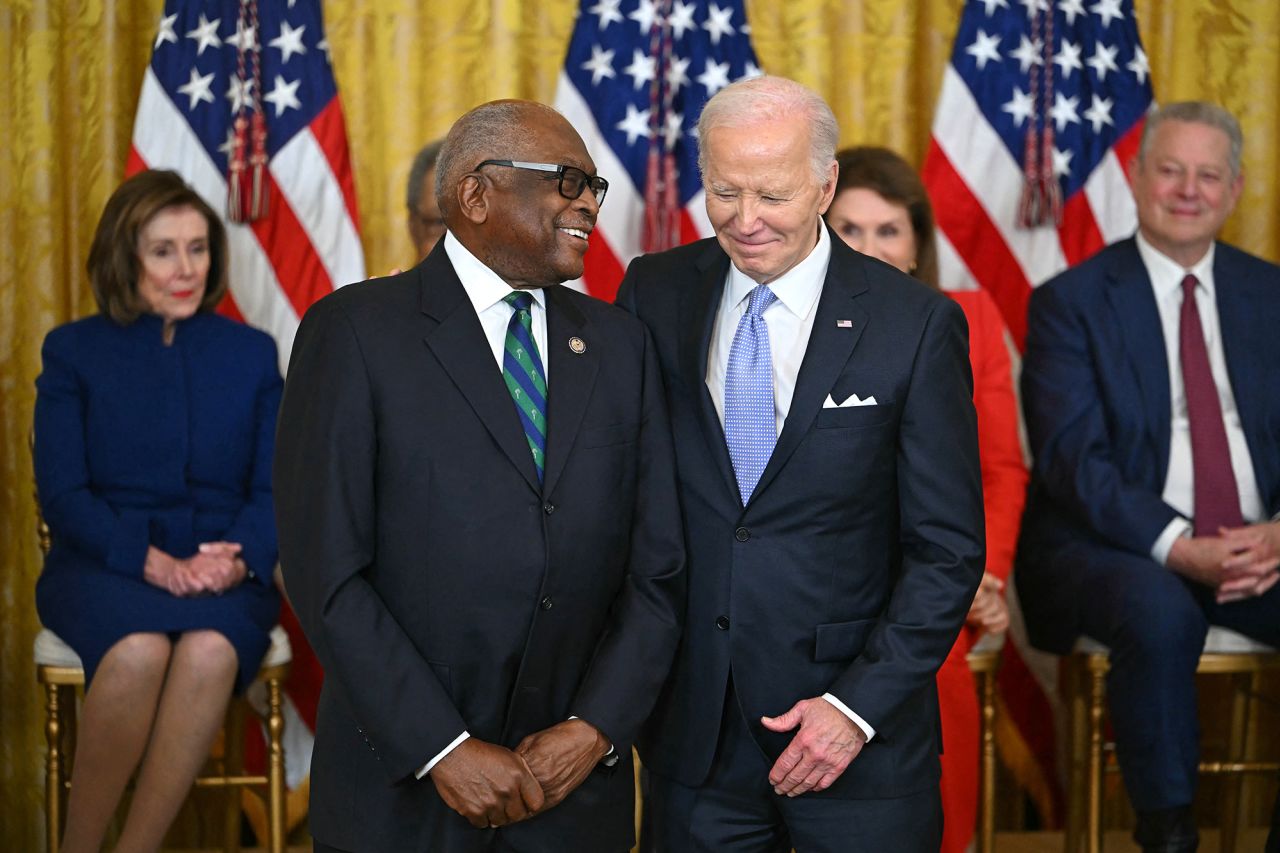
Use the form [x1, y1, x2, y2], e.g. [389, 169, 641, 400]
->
[36, 559, 281, 694]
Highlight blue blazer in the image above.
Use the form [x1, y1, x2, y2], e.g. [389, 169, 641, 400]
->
[617, 230, 985, 799]
[34, 311, 281, 690]
[1016, 237, 1280, 654]
[273, 242, 686, 853]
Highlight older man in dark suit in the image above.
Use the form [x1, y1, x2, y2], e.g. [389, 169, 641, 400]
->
[618, 75, 985, 852]
[274, 99, 685, 853]
[1017, 102, 1280, 852]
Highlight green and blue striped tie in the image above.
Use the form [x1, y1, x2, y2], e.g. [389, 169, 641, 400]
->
[502, 291, 548, 483]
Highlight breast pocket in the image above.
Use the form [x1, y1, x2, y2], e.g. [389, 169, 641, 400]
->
[580, 421, 639, 448]
[813, 405, 894, 430]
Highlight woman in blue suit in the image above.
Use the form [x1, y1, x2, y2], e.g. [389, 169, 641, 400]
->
[33, 170, 282, 853]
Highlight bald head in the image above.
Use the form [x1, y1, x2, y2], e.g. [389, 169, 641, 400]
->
[435, 100, 573, 222]
[435, 99, 601, 289]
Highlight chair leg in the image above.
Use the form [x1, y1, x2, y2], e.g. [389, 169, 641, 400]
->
[43, 681, 63, 853]
[1065, 655, 1088, 853]
[1220, 671, 1254, 853]
[1087, 655, 1108, 853]
[977, 662, 997, 853]
[223, 698, 246, 853]
[266, 676, 286, 853]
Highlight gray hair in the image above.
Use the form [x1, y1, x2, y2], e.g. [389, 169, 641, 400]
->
[434, 100, 565, 218]
[1138, 101, 1243, 177]
[696, 75, 839, 184]
[406, 139, 444, 211]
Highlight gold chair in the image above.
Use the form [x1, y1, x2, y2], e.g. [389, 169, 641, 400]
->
[967, 631, 1004, 853]
[31, 447, 291, 853]
[1065, 627, 1280, 853]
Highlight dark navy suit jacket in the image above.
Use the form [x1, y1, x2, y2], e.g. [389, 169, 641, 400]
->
[617, 230, 985, 799]
[274, 243, 686, 852]
[1016, 237, 1280, 654]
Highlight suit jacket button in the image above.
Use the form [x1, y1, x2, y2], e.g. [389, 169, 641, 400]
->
[734, 527, 750, 542]
[541, 596, 554, 610]
[543, 501, 555, 515]
[715, 615, 730, 630]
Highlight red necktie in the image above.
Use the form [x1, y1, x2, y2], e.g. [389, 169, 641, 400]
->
[1179, 274, 1243, 536]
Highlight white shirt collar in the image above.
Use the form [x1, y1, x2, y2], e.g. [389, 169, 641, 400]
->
[725, 222, 830, 319]
[1135, 230, 1216, 301]
[443, 230, 549, 315]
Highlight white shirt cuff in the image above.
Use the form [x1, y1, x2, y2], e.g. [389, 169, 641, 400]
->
[415, 730, 470, 779]
[1152, 517, 1193, 566]
[821, 693, 876, 741]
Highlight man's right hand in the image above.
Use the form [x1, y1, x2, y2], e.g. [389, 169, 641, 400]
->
[1166, 530, 1279, 603]
[428, 738, 546, 829]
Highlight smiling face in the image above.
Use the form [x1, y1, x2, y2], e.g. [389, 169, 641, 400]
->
[476, 109, 601, 289]
[826, 187, 918, 275]
[135, 204, 210, 326]
[702, 118, 836, 284]
[1132, 119, 1243, 267]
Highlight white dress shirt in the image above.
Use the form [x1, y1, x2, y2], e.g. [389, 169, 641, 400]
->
[1136, 231, 1265, 565]
[704, 225, 877, 741]
[416, 231, 551, 778]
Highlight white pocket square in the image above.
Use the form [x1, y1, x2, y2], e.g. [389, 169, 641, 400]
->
[822, 392, 878, 408]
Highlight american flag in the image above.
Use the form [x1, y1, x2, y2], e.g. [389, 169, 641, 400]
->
[126, 0, 362, 832]
[553, 0, 762, 300]
[921, 0, 1155, 826]
[126, 0, 365, 373]
[922, 0, 1153, 347]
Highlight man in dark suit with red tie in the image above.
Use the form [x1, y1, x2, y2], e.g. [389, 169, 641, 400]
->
[274, 100, 685, 852]
[618, 75, 986, 852]
[1016, 102, 1280, 853]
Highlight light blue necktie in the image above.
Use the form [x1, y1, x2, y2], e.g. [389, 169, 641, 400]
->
[724, 284, 778, 505]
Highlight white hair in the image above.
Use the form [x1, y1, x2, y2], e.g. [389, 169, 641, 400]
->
[696, 75, 839, 183]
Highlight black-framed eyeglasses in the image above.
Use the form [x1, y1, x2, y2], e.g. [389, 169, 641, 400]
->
[475, 160, 609, 206]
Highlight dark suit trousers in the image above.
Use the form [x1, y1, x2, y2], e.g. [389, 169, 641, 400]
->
[644, 682, 941, 853]
[1060, 538, 1280, 811]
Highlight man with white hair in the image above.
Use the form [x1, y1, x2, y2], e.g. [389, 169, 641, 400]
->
[618, 75, 984, 851]
[1017, 101, 1280, 853]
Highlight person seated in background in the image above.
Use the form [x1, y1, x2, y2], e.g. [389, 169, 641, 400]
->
[824, 145, 1027, 853]
[407, 138, 445, 261]
[1016, 101, 1280, 853]
[33, 169, 283, 853]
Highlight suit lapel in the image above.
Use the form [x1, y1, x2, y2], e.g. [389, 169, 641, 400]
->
[1213, 246, 1271, 497]
[681, 243, 740, 504]
[750, 234, 868, 504]
[542, 286, 599, 498]
[1105, 239, 1171, 468]
[418, 253, 542, 495]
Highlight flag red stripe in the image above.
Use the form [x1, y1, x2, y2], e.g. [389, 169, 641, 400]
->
[309, 99, 362, 233]
[1058, 192, 1106, 267]
[583, 231, 626, 301]
[248, 173, 336, 320]
[922, 139, 1033, 349]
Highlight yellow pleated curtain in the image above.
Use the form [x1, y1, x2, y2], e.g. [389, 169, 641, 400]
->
[2, 1, 1278, 846]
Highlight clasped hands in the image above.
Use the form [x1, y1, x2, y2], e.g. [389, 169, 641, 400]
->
[429, 718, 609, 829]
[143, 542, 247, 596]
[1168, 521, 1280, 603]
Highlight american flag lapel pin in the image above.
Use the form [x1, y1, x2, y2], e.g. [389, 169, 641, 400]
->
[836, 319, 853, 328]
